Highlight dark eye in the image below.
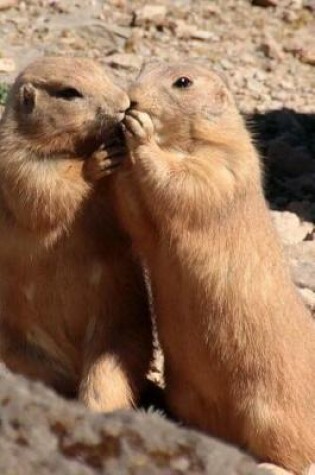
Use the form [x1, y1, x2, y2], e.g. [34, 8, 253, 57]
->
[53, 87, 83, 100]
[172, 77, 193, 89]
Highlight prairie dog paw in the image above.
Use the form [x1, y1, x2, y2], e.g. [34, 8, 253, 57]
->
[84, 144, 126, 181]
[123, 110, 154, 147]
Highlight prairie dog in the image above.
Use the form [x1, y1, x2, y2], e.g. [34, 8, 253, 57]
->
[0, 57, 152, 411]
[114, 62, 315, 473]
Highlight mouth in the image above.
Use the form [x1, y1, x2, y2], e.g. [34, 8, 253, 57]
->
[98, 119, 125, 144]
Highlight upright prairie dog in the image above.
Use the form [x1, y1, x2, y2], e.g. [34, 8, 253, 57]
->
[114, 62, 315, 473]
[0, 57, 152, 411]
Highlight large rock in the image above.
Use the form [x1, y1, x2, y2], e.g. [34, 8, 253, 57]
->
[0, 365, 265, 475]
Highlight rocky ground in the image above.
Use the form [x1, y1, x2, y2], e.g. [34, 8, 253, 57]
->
[0, 365, 271, 475]
[0, 0, 314, 473]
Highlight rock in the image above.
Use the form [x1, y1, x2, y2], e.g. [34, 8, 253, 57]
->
[292, 260, 315, 292]
[103, 53, 142, 71]
[175, 22, 198, 39]
[190, 29, 218, 41]
[124, 28, 144, 53]
[285, 42, 315, 65]
[0, 58, 16, 73]
[203, 4, 221, 16]
[284, 26, 315, 65]
[271, 211, 313, 244]
[261, 33, 284, 61]
[133, 5, 167, 27]
[287, 0, 304, 8]
[0, 365, 265, 475]
[298, 287, 315, 312]
[175, 21, 218, 40]
[287, 242, 315, 292]
[299, 46, 315, 66]
[304, 0, 315, 12]
[251, 0, 278, 6]
[0, 0, 17, 10]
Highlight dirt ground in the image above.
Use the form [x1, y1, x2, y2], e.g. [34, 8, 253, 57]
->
[0, 0, 314, 108]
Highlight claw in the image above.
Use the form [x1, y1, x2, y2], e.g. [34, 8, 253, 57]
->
[84, 144, 127, 181]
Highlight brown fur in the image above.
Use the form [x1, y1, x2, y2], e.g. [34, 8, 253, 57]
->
[113, 61, 315, 473]
[0, 57, 152, 411]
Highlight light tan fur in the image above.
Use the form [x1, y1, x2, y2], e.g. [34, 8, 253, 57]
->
[0, 57, 152, 411]
[113, 61, 315, 473]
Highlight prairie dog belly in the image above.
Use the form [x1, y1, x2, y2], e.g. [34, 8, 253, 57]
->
[0, 237, 114, 382]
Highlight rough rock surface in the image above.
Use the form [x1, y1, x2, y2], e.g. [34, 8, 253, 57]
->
[0, 365, 266, 475]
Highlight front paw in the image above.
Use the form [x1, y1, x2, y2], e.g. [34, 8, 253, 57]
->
[123, 110, 155, 149]
[83, 143, 127, 182]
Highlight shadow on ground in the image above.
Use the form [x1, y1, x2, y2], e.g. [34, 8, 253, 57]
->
[245, 109, 315, 222]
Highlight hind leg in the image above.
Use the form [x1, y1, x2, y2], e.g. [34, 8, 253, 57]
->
[79, 318, 152, 412]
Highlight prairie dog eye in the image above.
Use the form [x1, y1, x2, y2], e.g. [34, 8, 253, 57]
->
[53, 87, 83, 100]
[172, 77, 193, 89]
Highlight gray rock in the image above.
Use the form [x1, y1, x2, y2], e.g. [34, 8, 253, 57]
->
[271, 210, 313, 244]
[0, 365, 265, 475]
[298, 287, 315, 312]
[287, 242, 315, 292]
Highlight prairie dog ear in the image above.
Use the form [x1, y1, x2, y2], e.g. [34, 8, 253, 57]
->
[19, 83, 36, 113]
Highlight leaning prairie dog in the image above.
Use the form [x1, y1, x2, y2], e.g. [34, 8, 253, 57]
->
[113, 61, 315, 473]
[0, 57, 152, 411]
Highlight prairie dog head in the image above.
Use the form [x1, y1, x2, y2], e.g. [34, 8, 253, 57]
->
[3, 56, 130, 155]
[128, 61, 245, 151]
